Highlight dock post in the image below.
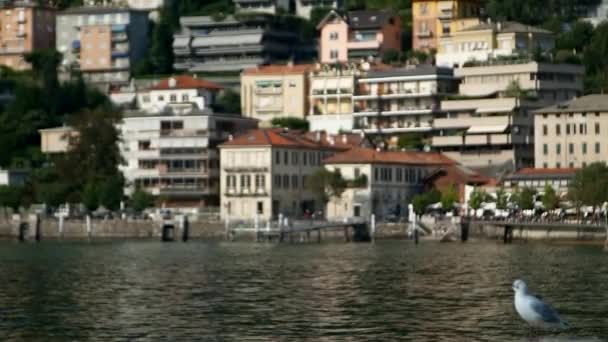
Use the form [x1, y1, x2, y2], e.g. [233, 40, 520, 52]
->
[34, 214, 41, 242]
[370, 214, 376, 243]
[225, 217, 230, 241]
[255, 213, 260, 242]
[59, 214, 64, 239]
[344, 226, 350, 242]
[287, 218, 294, 243]
[181, 215, 189, 242]
[604, 226, 608, 251]
[413, 214, 418, 245]
[86, 215, 92, 240]
[306, 230, 311, 242]
[317, 228, 321, 243]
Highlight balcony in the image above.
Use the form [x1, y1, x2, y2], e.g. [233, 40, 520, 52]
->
[432, 135, 464, 147]
[0, 46, 25, 54]
[255, 87, 282, 95]
[438, 10, 453, 19]
[17, 14, 26, 23]
[160, 129, 209, 138]
[16, 31, 27, 38]
[158, 186, 218, 196]
[416, 30, 433, 38]
[434, 116, 510, 129]
[224, 187, 268, 197]
[111, 33, 128, 42]
[223, 166, 269, 172]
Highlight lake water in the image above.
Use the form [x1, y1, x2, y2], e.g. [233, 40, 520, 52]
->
[0, 240, 606, 341]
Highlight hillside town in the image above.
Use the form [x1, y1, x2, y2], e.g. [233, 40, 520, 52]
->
[1, 0, 608, 224]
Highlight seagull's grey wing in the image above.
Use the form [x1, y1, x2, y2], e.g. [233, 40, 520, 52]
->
[530, 296, 562, 323]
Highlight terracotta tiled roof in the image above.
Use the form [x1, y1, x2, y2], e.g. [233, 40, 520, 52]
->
[425, 164, 491, 185]
[514, 168, 578, 176]
[323, 147, 457, 166]
[148, 75, 223, 91]
[220, 129, 360, 150]
[242, 64, 313, 75]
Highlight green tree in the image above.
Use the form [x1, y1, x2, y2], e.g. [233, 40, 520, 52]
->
[306, 169, 347, 206]
[98, 175, 124, 211]
[584, 21, 608, 92]
[412, 189, 440, 216]
[542, 184, 559, 210]
[149, 7, 175, 74]
[568, 162, 608, 209]
[131, 188, 155, 212]
[271, 117, 310, 131]
[440, 184, 459, 211]
[514, 187, 537, 210]
[382, 49, 401, 64]
[468, 188, 489, 211]
[82, 182, 99, 212]
[0, 185, 23, 215]
[397, 133, 425, 150]
[213, 89, 241, 114]
[495, 187, 509, 210]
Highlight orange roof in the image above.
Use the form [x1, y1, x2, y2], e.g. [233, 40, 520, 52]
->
[514, 168, 578, 176]
[242, 64, 313, 76]
[323, 147, 457, 166]
[220, 129, 360, 150]
[148, 75, 223, 91]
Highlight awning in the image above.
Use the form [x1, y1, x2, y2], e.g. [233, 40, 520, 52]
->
[467, 125, 509, 134]
[173, 37, 191, 48]
[476, 106, 516, 114]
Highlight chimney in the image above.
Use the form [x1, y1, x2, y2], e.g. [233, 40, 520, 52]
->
[287, 59, 294, 68]
[341, 134, 347, 144]
[168, 77, 177, 88]
[497, 21, 502, 31]
[315, 131, 321, 142]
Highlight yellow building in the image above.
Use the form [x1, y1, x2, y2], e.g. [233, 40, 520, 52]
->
[412, 0, 480, 51]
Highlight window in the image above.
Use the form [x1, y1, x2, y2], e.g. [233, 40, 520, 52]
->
[569, 143, 574, 154]
[226, 175, 236, 188]
[542, 125, 547, 136]
[275, 151, 281, 165]
[582, 162, 587, 168]
[158, 95, 164, 101]
[566, 124, 570, 135]
[240, 175, 251, 190]
[170, 94, 177, 102]
[330, 49, 339, 59]
[283, 175, 289, 189]
[257, 201, 264, 214]
[543, 162, 548, 168]
[354, 168, 360, 178]
[182, 94, 189, 102]
[292, 152, 298, 165]
[596, 123, 600, 134]
[419, 3, 428, 14]
[596, 142, 601, 154]
[255, 174, 265, 189]
[556, 162, 561, 168]
[303, 152, 307, 166]
[142, 95, 150, 103]
[138, 140, 151, 150]
[582, 143, 587, 154]
[274, 175, 281, 188]
[543, 144, 548, 155]
[580, 123, 586, 135]
[292, 175, 298, 189]
[556, 144, 561, 155]
[309, 153, 314, 165]
[284, 151, 288, 165]
[556, 124, 561, 136]
[374, 168, 379, 181]
[329, 32, 338, 40]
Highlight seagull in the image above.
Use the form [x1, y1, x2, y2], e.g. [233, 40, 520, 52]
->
[513, 279, 569, 331]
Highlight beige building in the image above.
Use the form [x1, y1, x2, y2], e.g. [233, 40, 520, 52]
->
[219, 129, 362, 221]
[0, 1, 56, 70]
[323, 147, 457, 220]
[502, 167, 577, 196]
[241, 64, 312, 124]
[455, 61, 584, 103]
[436, 21, 555, 68]
[534, 95, 608, 169]
[39, 126, 77, 154]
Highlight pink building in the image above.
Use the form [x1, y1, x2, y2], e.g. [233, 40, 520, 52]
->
[317, 10, 402, 64]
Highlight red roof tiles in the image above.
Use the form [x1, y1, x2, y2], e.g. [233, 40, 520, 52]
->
[323, 147, 457, 166]
[220, 129, 361, 150]
[148, 75, 223, 91]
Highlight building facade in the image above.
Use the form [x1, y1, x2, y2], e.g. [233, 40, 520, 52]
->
[241, 64, 312, 123]
[323, 147, 456, 220]
[0, 169, 28, 186]
[233, 0, 282, 15]
[104, 0, 167, 21]
[135, 75, 223, 114]
[56, 6, 150, 88]
[351, 66, 459, 144]
[39, 126, 77, 154]
[534, 95, 608, 169]
[411, 0, 481, 51]
[173, 15, 302, 73]
[502, 167, 577, 195]
[307, 63, 360, 133]
[296, 0, 339, 19]
[436, 21, 555, 68]
[120, 112, 257, 207]
[219, 129, 361, 221]
[0, 1, 55, 70]
[317, 10, 402, 64]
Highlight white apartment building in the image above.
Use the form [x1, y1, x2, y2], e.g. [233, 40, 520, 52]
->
[308, 63, 360, 134]
[296, 0, 340, 19]
[135, 75, 222, 114]
[429, 61, 585, 171]
[219, 129, 362, 220]
[534, 94, 608, 169]
[352, 65, 459, 143]
[436, 21, 555, 68]
[323, 147, 456, 220]
[120, 112, 256, 207]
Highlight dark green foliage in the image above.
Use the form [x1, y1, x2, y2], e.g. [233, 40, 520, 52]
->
[131, 188, 155, 212]
[569, 162, 608, 208]
[349, 174, 368, 188]
[306, 169, 347, 204]
[382, 49, 402, 64]
[412, 189, 440, 215]
[271, 117, 310, 131]
[512, 187, 537, 210]
[213, 89, 241, 114]
[542, 184, 559, 210]
[150, 8, 175, 75]
[0, 185, 24, 212]
[468, 188, 490, 211]
[495, 187, 508, 210]
[397, 133, 425, 150]
[440, 184, 459, 210]
[82, 182, 99, 212]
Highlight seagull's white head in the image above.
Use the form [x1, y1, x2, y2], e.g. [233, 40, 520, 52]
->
[513, 279, 528, 294]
